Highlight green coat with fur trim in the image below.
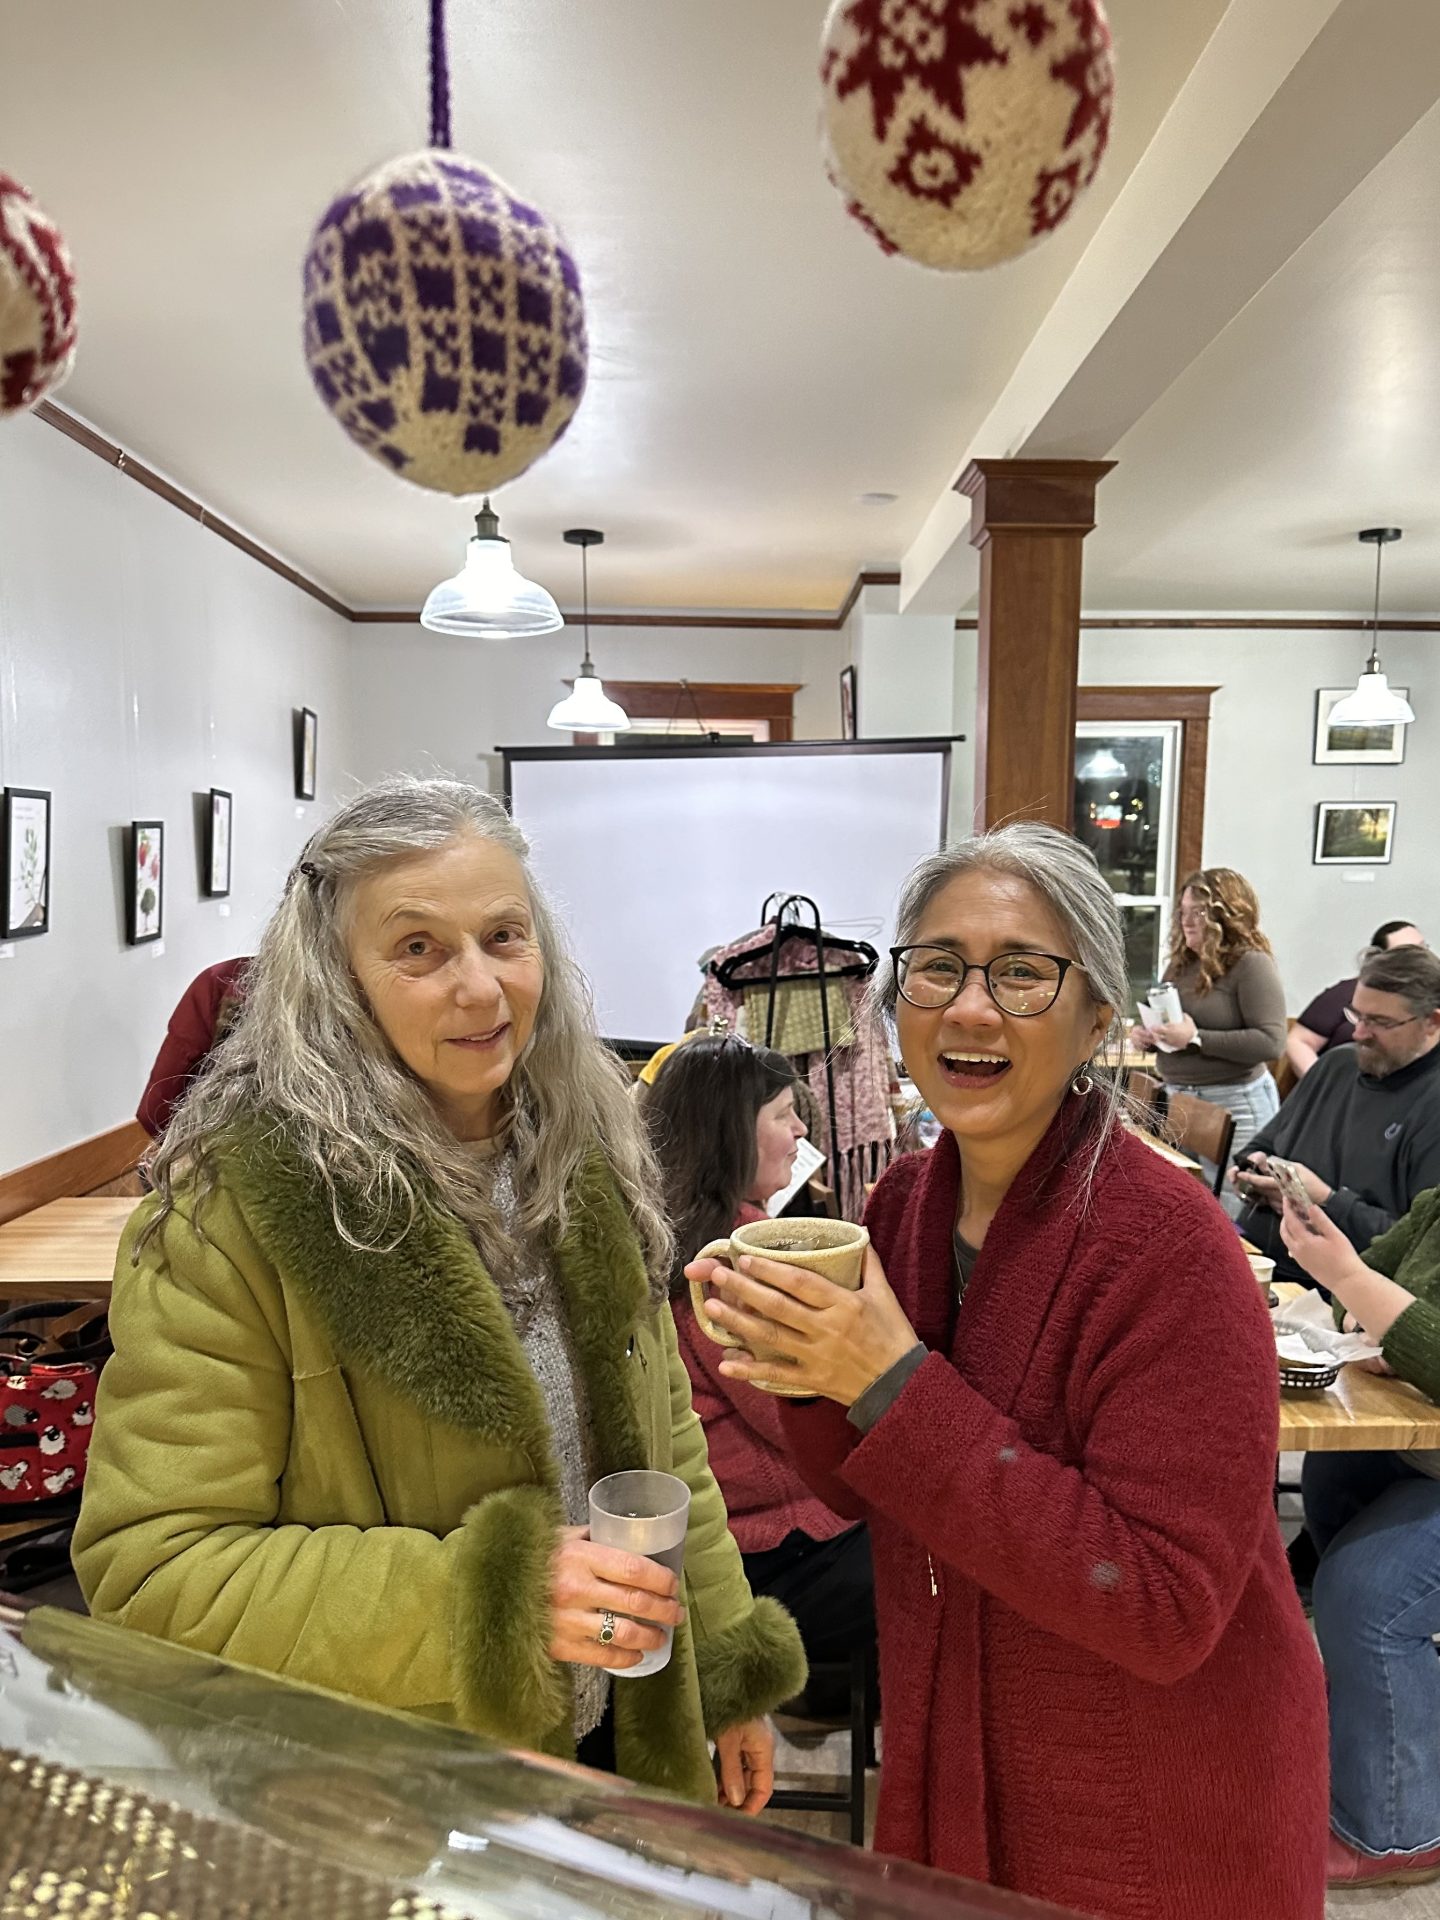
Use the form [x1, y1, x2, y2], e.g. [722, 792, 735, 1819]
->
[72, 1123, 806, 1801]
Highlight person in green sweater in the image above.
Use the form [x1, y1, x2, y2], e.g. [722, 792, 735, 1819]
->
[1280, 1188, 1440, 1887]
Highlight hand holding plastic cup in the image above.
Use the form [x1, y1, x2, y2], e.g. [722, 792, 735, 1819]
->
[588, 1470, 690, 1678]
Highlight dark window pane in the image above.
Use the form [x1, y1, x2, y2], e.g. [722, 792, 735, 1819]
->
[1074, 734, 1164, 895]
[1120, 904, 1161, 1010]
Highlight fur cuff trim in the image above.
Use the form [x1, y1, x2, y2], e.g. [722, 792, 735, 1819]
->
[452, 1484, 570, 1744]
[693, 1597, 807, 1737]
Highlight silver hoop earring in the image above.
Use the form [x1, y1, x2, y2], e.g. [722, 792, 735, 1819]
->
[1072, 1069, 1095, 1097]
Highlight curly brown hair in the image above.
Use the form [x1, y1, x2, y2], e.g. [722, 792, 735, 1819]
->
[1165, 867, 1273, 994]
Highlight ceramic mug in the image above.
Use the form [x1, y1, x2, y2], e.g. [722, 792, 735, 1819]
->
[689, 1217, 870, 1397]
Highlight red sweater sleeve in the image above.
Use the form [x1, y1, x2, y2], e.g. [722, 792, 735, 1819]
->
[777, 1397, 868, 1522]
[137, 961, 246, 1137]
[834, 1219, 1279, 1684]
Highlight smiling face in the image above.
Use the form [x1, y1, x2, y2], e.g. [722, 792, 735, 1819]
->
[346, 834, 544, 1140]
[896, 867, 1112, 1167]
[751, 1083, 807, 1203]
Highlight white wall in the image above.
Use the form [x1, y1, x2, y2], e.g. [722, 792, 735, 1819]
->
[0, 414, 356, 1175]
[844, 582, 971, 842]
[347, 619, 844, 792]
[1080, 625, 1440, 1011]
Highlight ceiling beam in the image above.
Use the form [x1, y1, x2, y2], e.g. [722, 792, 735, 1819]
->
[902, 0, 1440, 614]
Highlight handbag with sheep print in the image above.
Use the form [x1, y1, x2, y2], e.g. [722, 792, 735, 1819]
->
[0, 1301, 109, 1509]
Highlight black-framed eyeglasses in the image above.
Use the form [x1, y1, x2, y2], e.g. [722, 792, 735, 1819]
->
[1345, 1005, 1422, 1035]
[891, 945, 1086, 1017]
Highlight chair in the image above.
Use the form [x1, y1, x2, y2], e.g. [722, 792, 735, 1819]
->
[769, 1643, 877, 1847]
[1124, 1071, 1235, 1198]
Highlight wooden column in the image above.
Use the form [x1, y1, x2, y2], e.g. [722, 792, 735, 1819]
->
[959, 458, 1114, 832]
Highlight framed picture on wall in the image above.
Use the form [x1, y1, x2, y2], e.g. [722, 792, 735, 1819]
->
[1, 787, 51, 938]
[840, 664, 857, 741]
[127, 820, 164, 945]
[205, 787, 232, 898]
[294, 706, 318, 801]
[1314, 800, 1396, 866]
[1313, 688, 1409, 765]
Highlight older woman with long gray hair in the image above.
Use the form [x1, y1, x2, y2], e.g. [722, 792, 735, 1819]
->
[74, 777, 803, 1809]
[690, 823, 1328, 1917]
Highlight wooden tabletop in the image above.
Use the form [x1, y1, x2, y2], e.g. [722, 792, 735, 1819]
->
[1273, 1283, 1440, 1451]
[0, 1196, 139, 1301]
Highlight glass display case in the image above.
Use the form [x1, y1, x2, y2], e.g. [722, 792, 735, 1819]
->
[0, 1602, 1077, 1918]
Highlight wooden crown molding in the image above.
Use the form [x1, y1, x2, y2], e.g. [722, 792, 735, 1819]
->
[955, 614, 1440, 633]
[34, 402, 351, 619]
[34, 404, 900, 634]
[45, 405, 1436, 637]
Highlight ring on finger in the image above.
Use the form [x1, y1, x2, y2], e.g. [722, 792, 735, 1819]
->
[598, 1611, 617, 1646]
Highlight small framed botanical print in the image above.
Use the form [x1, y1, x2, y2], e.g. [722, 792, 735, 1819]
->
[1313, 689, 1409, 765]
[127, 820, 164, 944]
[205, 788, 232, 898]
[295, 707, 318, 801]
[1314, 801, 1396, 866]
[2, 787, 51, 938]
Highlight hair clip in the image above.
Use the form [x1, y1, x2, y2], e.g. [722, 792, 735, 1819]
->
[299, 861, 320, 882]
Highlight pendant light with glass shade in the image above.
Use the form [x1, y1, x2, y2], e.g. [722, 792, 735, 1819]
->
[419, 498, 563, 638]
[1328, 528, 1415, 728]
[547, 529, 630, 732]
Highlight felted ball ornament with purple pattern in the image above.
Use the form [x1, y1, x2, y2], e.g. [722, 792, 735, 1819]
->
[0, 171, 78, 418]
[302, 149, 587, 495]
[821, 0, 1115, 271]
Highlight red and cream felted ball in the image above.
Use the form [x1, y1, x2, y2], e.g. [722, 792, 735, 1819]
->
[821, 0, 1114, 271]
[0, 171, 78, 417]
[303, 149, 587, 496]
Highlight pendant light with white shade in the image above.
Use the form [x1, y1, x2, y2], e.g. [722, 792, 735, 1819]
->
[547, 529, 630, 732]
[1328, 527, 1415, 728]
[419, 498, 563, 639]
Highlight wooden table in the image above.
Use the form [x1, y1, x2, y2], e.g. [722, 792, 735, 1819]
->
[0, 1196, 138, 1303]
[1273, 1283, 1440, 1451]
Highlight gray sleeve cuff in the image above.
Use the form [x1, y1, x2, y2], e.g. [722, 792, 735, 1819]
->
[847, 1344, 928, 1434]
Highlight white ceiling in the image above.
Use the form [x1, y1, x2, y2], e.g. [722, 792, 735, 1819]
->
[0, 0, 1229, 613]
[1085, 98, 1440, 615]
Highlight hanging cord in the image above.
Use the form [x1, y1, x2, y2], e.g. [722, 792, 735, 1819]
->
[429, 0, 453, 149]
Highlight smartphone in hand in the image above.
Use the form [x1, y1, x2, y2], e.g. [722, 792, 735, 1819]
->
[1268, 1156, 1319, 1229]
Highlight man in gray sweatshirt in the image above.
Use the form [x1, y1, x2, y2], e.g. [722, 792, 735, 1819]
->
[1235, 945, 1440, 1284]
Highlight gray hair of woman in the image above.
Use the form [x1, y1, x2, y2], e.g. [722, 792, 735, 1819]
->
[143, 777, 673, 1291]
[871, 821, 1134, 1193]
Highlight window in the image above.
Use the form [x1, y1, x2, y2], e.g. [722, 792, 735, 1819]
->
[1075, 724, 1180, 1005]
[1073, 686, 1215, 1009]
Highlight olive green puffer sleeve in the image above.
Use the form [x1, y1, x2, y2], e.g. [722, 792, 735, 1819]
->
[658, 1306, 807, 1733]
[71, 1199, 570, 1749]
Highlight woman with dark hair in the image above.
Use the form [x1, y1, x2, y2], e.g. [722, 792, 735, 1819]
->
[1287, 919, 1427, 1081]
[645, 1036, 875, 1689]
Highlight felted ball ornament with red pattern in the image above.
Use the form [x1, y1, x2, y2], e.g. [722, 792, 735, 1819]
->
[303, 149, 587, 496]
[0, 171, 78, 417]
[821, 0, 1115, 271]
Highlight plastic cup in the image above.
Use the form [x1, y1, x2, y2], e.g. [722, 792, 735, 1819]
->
[588, 1470, 690, 1678]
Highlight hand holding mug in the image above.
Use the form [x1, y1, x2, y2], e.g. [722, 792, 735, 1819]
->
[687, 1217, 871, 1398]
[688, 1238, 920, 1408]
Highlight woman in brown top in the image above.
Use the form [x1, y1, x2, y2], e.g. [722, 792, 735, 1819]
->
[1131, 868, 1287, 1187]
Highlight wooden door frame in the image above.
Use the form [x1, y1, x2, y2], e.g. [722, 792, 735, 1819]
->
[572, 681, 800, 747]
[1075, 686, 1216, 881]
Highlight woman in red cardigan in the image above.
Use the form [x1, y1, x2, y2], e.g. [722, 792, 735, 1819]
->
[645, 1036, 875, 1694]
[689, 824, 1328, 1920]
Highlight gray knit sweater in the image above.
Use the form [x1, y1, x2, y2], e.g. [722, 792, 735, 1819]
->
[470, 1142, 608, 1738]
